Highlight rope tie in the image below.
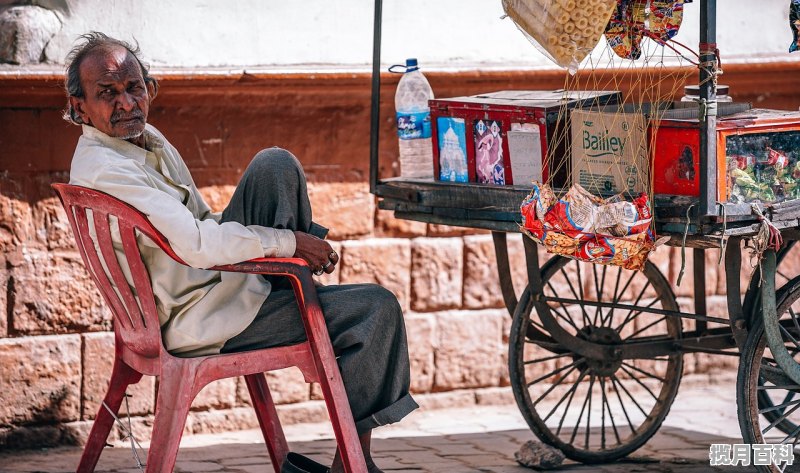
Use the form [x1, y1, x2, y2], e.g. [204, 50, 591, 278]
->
[103, 393, 146, 471]
[749, 203, 783, 288]
[751, 203, 783, 255]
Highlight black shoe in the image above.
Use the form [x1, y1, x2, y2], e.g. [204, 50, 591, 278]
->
[281, 452, 330, 473]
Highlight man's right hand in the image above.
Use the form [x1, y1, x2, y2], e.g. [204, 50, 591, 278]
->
[293, 231, 338, 275]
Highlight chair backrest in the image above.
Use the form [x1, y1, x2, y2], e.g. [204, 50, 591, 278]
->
[52, 183, 186, 359]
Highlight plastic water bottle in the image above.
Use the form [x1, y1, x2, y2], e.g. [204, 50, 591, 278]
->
[394, 58, 434, 178]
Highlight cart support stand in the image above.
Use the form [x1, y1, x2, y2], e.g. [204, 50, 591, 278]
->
[369, 0, 383, 194]
[693, 248, 707, 334]
[723, 237, 748, 348]
[699, 0, 718, 218]
[493, 231, 518, 317]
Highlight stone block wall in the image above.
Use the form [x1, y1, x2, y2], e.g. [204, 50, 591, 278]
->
[2, 65, 800, 449]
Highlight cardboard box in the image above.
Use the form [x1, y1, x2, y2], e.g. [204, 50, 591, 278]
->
[570, 109, 649, 195]
[429, 90, 621, 186]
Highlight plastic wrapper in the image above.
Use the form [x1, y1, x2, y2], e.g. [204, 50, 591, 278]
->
[520, 183, 656, 271]
[604, 0, 686, 60]
[726, 130, 800, 204]
[791, 0, 800, 53]
[502, 0, 617, 73]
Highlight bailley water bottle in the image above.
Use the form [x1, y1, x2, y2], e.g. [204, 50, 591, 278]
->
[393, 58, 434, 178]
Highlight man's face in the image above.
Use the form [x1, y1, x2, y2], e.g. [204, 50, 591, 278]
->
[70, 46, 151, 142]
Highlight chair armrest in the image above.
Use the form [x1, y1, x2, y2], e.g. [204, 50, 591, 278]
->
[210, 257, 313, 278]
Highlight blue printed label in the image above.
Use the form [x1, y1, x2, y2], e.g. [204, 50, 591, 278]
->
[397, 111, 432, 140]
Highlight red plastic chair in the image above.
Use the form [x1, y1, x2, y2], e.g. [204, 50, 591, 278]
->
[52, 183, 367, 473]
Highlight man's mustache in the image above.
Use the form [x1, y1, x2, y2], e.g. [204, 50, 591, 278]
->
[111, 109, 144, 124]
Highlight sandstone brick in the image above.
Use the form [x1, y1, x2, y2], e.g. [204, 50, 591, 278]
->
[0, 425, 71, 450]
[0, 335, 81, 424]
[410, 238, 463, 312]
[11, 250, 110, 334]
[414, 390, 476, 410]
[307, 183, 375, 240]
[115, 414, 154, 444]
[275, 400, 329, 425]
[339, 239, 410, 311]
[32, 197, 75, 251]
[433, 310, 505, 390]
[374, 208, 427, 238]
[777, 241, 800, 288]
[461, 234, 531, 311]
[0, 266, 7, 338]
[192, 378, 238, 411]
[668, 247, 719, 298]
[237, 368, 310, 406]
[405, 313, 436, 393]
[186, 408, 260, 436]
[0, 191, 32, 253]
[475, 386, 515, 405]
[463, 235, 504, 310]
[686, 352, 738, 375]
[197, 185, 237, 213]
[81, 332, 155, 420]
[426, 224, 488, 237]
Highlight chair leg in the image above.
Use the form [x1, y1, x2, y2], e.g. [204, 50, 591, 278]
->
[77, 358, 142, 473]
[317, 368, 367, 473]
[245, 373, 289, 473]
[145, 362, 197, 473]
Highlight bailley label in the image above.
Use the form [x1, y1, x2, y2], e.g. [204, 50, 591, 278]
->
[570, 109, 648, 195]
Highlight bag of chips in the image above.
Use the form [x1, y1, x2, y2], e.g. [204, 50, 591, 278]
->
[502, 0, 618, 73]
[520, 183, 658, 270]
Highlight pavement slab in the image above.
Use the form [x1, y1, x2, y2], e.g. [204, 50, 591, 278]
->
[2, 373, 799, 472]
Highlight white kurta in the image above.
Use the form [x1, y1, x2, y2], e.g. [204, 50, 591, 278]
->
[69, 124, 296, 356]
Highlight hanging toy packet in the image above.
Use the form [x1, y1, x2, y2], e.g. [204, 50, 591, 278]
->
[604, 0, 686, 60]
[791, 0, 800, 52]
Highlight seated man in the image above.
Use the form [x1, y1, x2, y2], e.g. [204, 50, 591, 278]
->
[64, 32, 417, 473]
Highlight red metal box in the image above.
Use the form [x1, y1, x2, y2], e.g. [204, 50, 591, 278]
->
[652, 108, 800, 203]
[429, 90, 621, 186]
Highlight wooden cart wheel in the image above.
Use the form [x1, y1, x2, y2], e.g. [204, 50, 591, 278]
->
[738, 277, 800, 472]
[509, 256, 683, 464]
[743, 240, 800, 434]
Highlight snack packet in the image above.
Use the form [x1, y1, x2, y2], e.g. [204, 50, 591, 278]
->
[502, 0, 617, 73]
[520, 183, 657, 270]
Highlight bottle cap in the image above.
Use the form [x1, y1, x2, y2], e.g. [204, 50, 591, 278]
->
[684, 84, 729, 97]
[405, 58, 419, 71]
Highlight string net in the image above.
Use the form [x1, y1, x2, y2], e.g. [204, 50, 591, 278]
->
[513, 2, 703, 270]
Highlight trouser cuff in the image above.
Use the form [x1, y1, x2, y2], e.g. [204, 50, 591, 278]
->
[354, 393, 419, 435]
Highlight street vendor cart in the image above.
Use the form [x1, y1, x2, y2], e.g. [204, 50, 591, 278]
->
[369, 1, 800, 471]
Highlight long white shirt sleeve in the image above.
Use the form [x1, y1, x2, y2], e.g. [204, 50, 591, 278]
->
[69, 124, 293, 356]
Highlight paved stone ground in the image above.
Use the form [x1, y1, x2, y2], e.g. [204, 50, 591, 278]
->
[2, 374, 797, 472]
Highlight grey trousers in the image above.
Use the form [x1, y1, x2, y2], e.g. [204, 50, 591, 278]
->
[219, 147, 418, 434]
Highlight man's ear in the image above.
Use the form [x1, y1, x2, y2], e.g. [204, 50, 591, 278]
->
[69, 96, 91, 125]
[146, 80, 157, 101]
